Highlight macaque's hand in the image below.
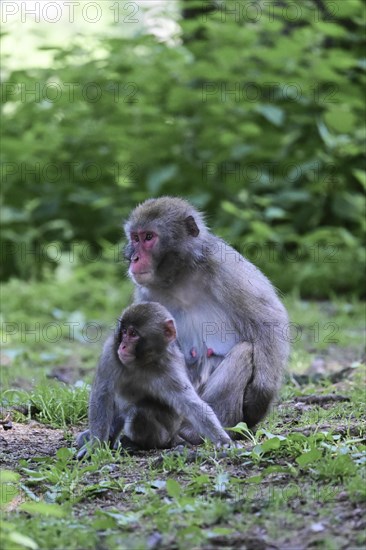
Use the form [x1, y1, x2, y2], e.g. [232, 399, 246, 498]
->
[76, 437, 102, 460]
[215, 438, 244, 450]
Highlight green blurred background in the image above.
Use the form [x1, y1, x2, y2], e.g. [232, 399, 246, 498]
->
[1, 0, 365, 297]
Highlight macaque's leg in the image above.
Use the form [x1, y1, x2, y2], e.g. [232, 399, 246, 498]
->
[199, 342, 255, 428]
[114, 435, 141, 452]
[199, 341, 279, 430]
[114, 427, 186, 452]
[76, 412, 125, 448]
[109, 413, 126, 448]
[76, 429, 90, 449]
[124, 409, 176, 450]
[177, 344, 255, 445]
[172, 434, 189, 446]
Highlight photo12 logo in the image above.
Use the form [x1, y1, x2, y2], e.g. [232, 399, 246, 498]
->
[1, 2, 140, 24]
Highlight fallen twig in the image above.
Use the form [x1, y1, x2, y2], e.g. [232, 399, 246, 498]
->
[286, 424, 364, 438]
[294, 394, 350, 405]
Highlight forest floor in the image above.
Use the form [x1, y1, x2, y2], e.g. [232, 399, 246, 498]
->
[1, 278, 365, 550]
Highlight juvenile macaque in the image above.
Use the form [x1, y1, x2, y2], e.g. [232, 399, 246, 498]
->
[123, 197, 290, 432]
[77, 302, 232, 457]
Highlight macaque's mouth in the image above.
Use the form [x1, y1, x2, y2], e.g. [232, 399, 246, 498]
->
[132, 271, 153, 279]
[117, 351, 135, 362]
[129, 268, 152, 274]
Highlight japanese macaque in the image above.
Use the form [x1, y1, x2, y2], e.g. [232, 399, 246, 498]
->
[76, 302, 232, 458]
[123, 197, 290, 433]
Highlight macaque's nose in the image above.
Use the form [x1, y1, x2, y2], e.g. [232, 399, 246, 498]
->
[131, 253, 139, 263]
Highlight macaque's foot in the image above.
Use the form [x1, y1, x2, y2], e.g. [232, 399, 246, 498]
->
[76, 437, 104, 460]
[76, 446, 89, 460]
[171, 434, 193, 448]
[214, 438, 244, 450]
[75, 429, 90, 449]
[75, 429, 94, 460]
[168, 444, 186, 454]
[114, 435, 141, 453]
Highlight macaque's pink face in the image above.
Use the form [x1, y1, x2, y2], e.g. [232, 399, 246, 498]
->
[128, 230, 158, 285]
[118, 326, 139, 365]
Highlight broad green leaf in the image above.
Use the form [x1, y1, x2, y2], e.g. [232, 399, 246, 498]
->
[260, 430, 287, 441]
[166, 479, 181, 499]
[0, 470, 20, 483]
[1, 478, 19, 506]
[8, 533, 39, 549]
[252, 444, 263, 456]
[229, 421, 250, 434]
[261, 437, 282, 453]
[315, 22, 347, 38]
[255, 105, 284, 126]
[56, 447, 74, 460]
[19, 502, 67, 517]
[264, 207, 287, 220]
[335, 1, 363, 17]
[324, 107, 357, 134]
[296, 449, 322, 467]
[353, 169, 366, 189]
[244, 475, 262, 484]
[332, 192, 364, 221]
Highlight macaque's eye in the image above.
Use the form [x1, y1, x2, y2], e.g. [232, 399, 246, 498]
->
[132, 234, 139, 243]
[145, 232, 154, 241]
[128, 327, 138, 338]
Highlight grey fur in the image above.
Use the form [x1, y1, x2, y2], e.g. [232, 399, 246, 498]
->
[76, 302, 231, 458]
[124, 197, 290, 432]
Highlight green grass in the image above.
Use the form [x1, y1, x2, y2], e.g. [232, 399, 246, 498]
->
[0, 262, 365, 549]
[2, 382, 89, 428]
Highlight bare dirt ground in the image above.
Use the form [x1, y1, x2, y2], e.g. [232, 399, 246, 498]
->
[1, 422, 69, 467]
[1, 417, 365, 550]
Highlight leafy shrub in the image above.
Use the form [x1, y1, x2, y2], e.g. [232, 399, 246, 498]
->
[1, 0, 365, 296]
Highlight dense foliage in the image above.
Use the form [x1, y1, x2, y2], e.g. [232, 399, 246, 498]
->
[1, 0, 365, 296]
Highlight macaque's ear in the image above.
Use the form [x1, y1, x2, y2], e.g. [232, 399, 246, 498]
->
[184, 215, 200, 237]
[163, 319, 177, 342]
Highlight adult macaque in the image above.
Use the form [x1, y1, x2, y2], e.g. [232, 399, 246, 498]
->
[123, 197, 290, 433]
[77, 302, 232, 458]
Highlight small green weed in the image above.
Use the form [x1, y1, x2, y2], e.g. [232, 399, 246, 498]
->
[2, 381, 88, 428]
